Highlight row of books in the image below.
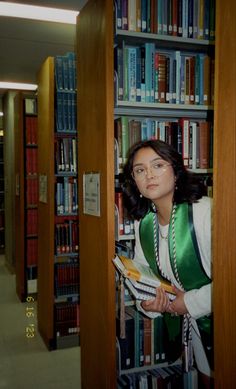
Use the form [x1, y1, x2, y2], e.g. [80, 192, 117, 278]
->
[115, 192, 135, 237]
[26, 177, 38, 205]
[55, 91, 77, 133]
[115, 116, 213, 170]
[55, 302, 80, 337]
[54, 52, 77, 92]
[55, 262, 79, 287]
[55, 137, 77, 174]
[115, 0, 215, 41]
[26, 148, 37, 175]
[115, 43, 213, 105]
[55, 283, 79, 299]
[117, 306, 171, 370]
[55, 177, 78, 215]
[26, 208, 38, 236]
[116, 240, 135, 259]
[117, 365, 198, 388]
[26, 238, 38, 267]
[25, 116, 38, 145]
[55, 221, 79, 254]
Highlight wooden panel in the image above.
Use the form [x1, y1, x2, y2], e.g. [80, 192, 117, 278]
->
[37, 57, 55, 348]
[77, 0, 116, 387]
[14, 92, 25, 301]
[213, 0, 236, 386]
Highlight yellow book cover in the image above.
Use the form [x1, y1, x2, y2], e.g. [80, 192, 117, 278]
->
[113, 255, 175, 296]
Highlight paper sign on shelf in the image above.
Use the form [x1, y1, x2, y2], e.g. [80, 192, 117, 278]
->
[83, 172, 101, 217]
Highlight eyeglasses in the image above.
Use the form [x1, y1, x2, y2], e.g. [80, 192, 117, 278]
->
[132, 162, 171, 181]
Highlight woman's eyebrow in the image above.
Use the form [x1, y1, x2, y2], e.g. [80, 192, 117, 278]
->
[133, 157, 163, 167]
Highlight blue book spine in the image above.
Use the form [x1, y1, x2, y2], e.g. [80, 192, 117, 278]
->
[71, 93, 77, 132]
[199, 53, 205, 105]
[55, 56, 64, 90]
[116, 0, 122, 29]
[188, 0, 194, 38]
[194, 54, 200, 104]
[123, 46, 129, 101]
[67, 92, 72, 131]
[141, 0, 147, 32]
[56, 91, 63, 132]
[116, 47, 124, 101]
[62, 56, 69, 90]
[140, 46, 146, 102]
[162, 0, 168, 35]
[136, 47, 141, 102]
[150, 43, 155, 103]
[128, 47, 137, 102]
[182, 0, 188, 38]
[193, 0, 199, 39]
[62, 92, 68, 131]
[141, 119, 148, 140]
[157, 0, 163, 34]
[64, 177, 69, 213]
[67, 52, 75, 91]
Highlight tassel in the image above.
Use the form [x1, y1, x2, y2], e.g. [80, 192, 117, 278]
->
[119, 275, 126, 339]
[182, 314, 193, 372]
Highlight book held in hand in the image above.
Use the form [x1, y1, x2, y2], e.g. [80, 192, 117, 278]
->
[113, 255, 175, 301]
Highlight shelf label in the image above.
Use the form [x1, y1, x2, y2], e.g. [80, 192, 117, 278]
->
[83, 172, 100, 217]
[39, 174, 47, 203]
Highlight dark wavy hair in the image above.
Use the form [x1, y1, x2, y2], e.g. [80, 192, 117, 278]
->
[122, 139, 205, 220]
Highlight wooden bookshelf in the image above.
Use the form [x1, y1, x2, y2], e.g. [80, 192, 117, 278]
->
[14, 92, 38, 301]
[37, 55, 79, 350]
[37, 57, 55, 348]
[0, 127, 4, 251]
[77, 1, 116, 387]
[14, 92, 25, 301]
[77, 0, 236, 387]
[213, 0, 236, 386]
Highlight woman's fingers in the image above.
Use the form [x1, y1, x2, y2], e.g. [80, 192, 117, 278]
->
[142, 287, 170, 313]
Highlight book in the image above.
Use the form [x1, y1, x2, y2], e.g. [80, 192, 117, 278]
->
[113, 255, 175, 299]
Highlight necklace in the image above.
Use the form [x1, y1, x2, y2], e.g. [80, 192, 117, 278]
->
[159, 225, 169, 241]
[153, 203, 193, 372]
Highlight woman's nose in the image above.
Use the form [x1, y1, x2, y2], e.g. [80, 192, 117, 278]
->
[146, 166, 154, 178]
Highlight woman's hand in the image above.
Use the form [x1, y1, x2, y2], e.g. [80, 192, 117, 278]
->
[166, 285, 188, 315]
[141, 286, 170, 313]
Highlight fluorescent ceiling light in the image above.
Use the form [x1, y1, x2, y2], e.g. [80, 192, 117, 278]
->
[0, 2, 79, 24]
[0, 82, 37, 91]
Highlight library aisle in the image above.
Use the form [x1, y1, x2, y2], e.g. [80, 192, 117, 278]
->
[0, 255, 81, 389]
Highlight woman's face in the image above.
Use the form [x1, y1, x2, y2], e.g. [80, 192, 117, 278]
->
[132, 147, 176, 204]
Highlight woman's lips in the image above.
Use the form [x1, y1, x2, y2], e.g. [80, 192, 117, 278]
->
[146, 183, 159, 190]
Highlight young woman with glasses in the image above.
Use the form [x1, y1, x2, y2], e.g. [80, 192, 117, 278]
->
[122, 139, 213, 388]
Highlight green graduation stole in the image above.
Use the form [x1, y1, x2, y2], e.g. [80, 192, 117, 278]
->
[139, 203, 212, 364]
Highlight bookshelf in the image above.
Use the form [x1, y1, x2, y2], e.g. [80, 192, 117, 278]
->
[77, 0, 236, 387]
[15, 93, 38, 301]
[37, 54, 79, 350]
[0, 127, 4, 251]
[213, 0, 236, 386]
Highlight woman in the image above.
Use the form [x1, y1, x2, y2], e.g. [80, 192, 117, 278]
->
[122, 139, 213, 387]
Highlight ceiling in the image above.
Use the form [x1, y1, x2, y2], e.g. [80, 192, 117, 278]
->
[0, 0, 88, 96]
